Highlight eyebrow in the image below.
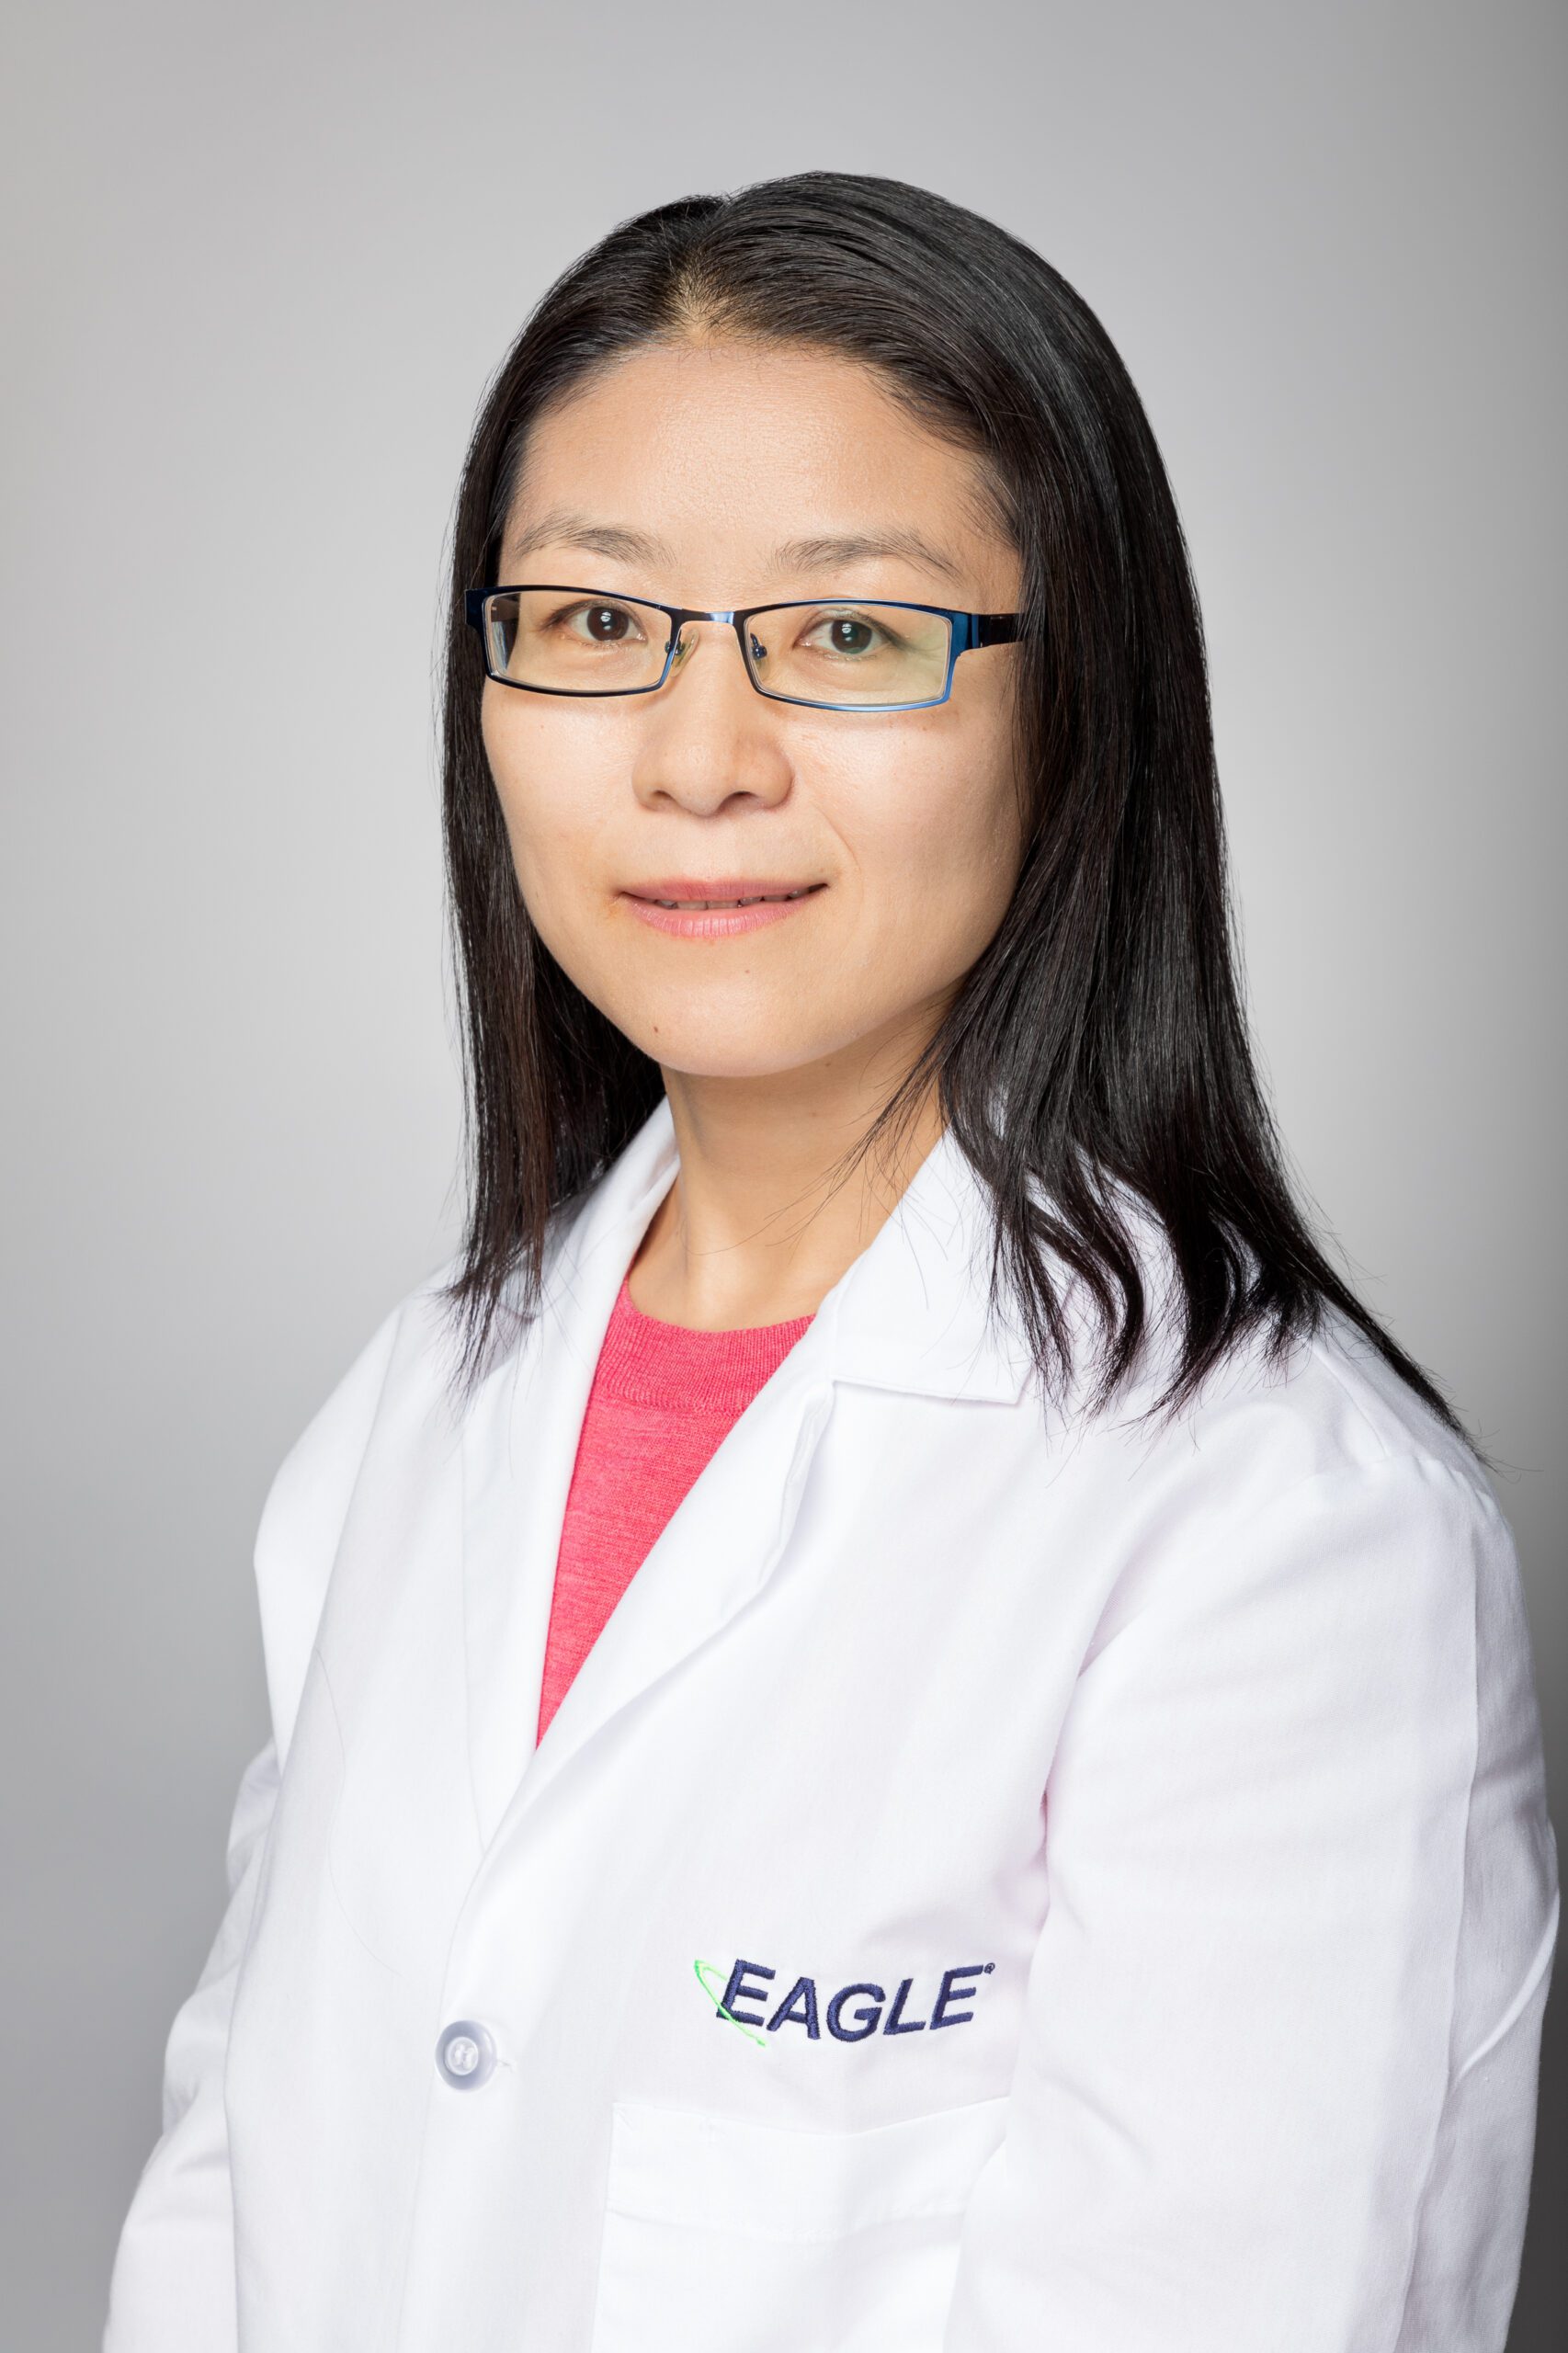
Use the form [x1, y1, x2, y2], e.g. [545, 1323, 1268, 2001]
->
[499, 509, 969, 589]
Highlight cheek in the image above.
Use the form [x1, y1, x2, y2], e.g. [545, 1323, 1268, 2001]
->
[850, 734, 1022, 969]
[483, 700, 608, 909]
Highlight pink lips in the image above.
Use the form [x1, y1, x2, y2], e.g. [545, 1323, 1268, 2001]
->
[619, 879, 826, 940]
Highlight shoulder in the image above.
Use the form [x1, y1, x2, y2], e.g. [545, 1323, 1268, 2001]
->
[1161, 1303, 1501, 1524]
[257, 1182, 598, 1517]
[247, 1199, 597, 1730]
[253, 1252, 464, 1546]
[1035, 1197, 1546, 1825]
[1074, 1176, 1504, 1526]
[247, 1247, 476, 1760]
[1034, 1190, 1535, 1701]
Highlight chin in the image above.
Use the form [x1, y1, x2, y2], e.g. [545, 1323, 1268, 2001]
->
[624, 1025, 833, 1082]
[642, 1050, 821, 1083]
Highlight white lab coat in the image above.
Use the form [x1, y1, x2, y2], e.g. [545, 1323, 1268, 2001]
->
[104, 1093, 1559, 2352]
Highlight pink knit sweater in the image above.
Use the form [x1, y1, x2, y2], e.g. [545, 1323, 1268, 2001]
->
[534, 1274, 816, 1745]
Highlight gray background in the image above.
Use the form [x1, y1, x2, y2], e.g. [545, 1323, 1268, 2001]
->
[2, 1, 1562, 2343]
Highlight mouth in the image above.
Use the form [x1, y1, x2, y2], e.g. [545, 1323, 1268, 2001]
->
[625, 880, 826, 910]
[619, 878, 827, 939]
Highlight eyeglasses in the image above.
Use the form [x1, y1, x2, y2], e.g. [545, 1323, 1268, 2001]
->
[463, 583, 1022, 712]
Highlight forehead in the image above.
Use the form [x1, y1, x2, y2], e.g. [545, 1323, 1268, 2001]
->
[498, 340, 1007, 591]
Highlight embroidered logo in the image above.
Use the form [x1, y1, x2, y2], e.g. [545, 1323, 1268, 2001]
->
[694, 1955, 995, 2047]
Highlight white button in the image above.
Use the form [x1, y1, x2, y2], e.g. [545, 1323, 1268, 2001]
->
[436, 2018, 497, 2088]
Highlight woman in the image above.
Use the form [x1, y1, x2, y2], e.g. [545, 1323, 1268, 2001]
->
[105, 171, 1557, 2352]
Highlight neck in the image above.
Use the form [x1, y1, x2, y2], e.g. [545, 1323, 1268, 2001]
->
[627, 1061, 946, 1332]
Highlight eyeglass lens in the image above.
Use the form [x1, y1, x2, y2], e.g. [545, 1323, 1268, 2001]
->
[481, 589, 951, 707]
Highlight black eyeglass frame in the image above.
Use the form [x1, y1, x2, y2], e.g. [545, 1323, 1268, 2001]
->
[463, 584, 1023, 712]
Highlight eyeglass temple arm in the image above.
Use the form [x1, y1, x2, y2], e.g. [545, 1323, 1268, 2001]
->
[964, 613, 1023, 650]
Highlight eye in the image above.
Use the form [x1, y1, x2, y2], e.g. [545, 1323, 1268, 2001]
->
[543, 598, 650, 646]
[801, 610, 890, 659]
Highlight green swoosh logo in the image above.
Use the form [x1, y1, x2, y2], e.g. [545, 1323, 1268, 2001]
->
[694, 1957, 768, 2047]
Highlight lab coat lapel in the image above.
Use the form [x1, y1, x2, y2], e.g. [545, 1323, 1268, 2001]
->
[507, 1286, 840, 1836]
[460, 1095, 1040, 1854]
[460, 1096, 684, 1851]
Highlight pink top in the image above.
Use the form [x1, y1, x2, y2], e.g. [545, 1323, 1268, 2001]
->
[534, 1274, 816, 1745]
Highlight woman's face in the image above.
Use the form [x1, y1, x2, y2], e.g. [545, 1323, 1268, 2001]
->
[481, 340, 1027, 1089]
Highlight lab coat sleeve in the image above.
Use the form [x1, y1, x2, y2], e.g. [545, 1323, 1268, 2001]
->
[102, 1294, 410, 2352]
[940, 1450, 1560, 2353]
[101, 1734, 278, 2353]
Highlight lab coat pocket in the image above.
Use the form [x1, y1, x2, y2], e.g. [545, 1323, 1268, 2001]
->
[587, 2091, 1010, 2353]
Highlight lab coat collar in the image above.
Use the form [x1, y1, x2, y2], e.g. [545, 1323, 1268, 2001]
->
[548, 1090, 1040, 1408]
[460, 1093, 1045, 1852]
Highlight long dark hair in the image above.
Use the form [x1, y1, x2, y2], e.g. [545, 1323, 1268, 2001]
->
[436, 169, 1485, 1462]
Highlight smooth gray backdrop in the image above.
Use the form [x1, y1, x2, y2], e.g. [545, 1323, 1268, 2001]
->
[2, 2, 1562, 2344]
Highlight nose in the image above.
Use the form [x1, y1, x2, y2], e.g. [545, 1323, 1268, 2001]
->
[630, 617, 793, 816]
